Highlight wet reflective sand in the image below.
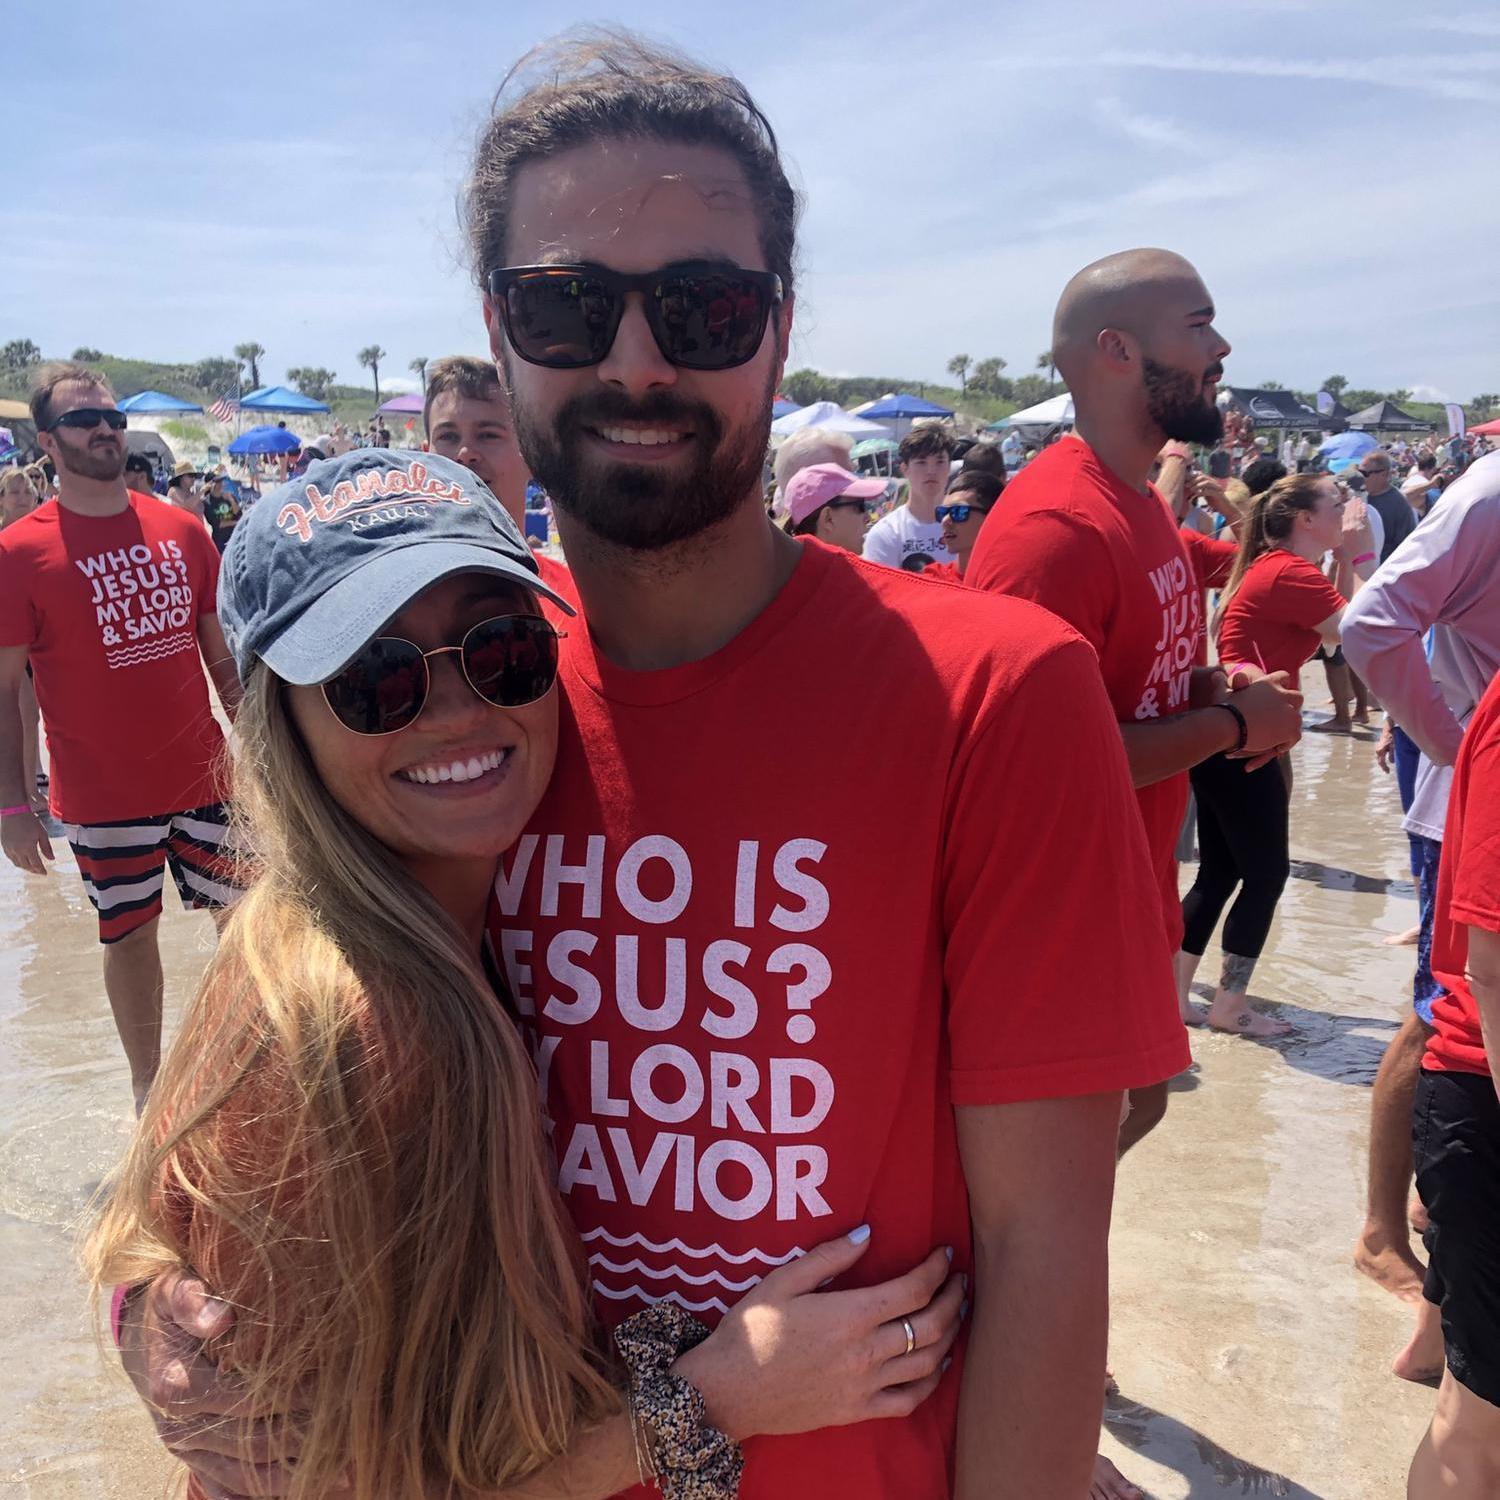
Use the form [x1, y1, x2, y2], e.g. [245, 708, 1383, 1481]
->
[1, 710, 1435, 1498]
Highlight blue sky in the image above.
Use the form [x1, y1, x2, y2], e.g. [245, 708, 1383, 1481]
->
[5, 1, 1497, 400]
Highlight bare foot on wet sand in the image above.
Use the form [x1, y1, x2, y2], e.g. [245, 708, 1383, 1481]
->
[1392, 1299, 1445, 1385]
[1383, 924, 1422, 947]
[1353, 1228, 1425, 1302]
[1207, 1003, 1293, 1038]
[1180, 997, 1208, 1027]
[1091, 1453, 1143, 1500]
[1310, 717, 1353, 733]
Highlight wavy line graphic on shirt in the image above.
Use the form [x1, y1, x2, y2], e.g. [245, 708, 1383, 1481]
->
[579, 1227, 806, 1267]
[592, 1281, 731, 1317]
[587, 1254, 768, 1293]
[103, 633, 196, 670]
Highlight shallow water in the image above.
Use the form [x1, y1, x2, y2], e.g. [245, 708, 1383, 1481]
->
[0, 706, 1436, 1498]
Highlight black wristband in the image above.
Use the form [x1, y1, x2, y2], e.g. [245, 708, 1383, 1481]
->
[1215, 700, 1249, 752]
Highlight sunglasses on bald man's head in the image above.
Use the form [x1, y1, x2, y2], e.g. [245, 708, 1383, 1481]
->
[45, 407, 126, 433]
[487, 262, 783, 371]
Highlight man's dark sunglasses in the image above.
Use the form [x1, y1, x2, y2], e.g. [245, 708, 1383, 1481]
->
[1358, 466, 1389, 477]
[46, 407, 127, 433]
[936, 503, 991, 524]
[320, 614, 562, 737]
[486, 262, 784, 371]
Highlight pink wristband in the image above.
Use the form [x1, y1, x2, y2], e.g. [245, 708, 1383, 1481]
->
[1352, 551, 1376, 567]
[0, 804, 32, 817]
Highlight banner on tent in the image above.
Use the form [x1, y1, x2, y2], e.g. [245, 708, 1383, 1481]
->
[1445, 404, 1466, 439]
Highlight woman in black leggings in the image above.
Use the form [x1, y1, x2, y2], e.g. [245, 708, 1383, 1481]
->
[1176, 473, 1374, 1036]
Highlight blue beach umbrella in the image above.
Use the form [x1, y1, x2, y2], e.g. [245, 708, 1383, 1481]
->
[228, 425, 303, 456]
[1319, 430, 1378, 473]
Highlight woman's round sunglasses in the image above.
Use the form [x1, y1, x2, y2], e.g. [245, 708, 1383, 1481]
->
[320, 614, 562, 737]
[486, 262, 783, 371]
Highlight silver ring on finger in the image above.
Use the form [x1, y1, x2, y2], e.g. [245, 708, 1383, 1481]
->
[901, 1317, 916, 1357]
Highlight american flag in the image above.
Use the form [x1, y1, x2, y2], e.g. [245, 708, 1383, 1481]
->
[209, 391, 239, 423]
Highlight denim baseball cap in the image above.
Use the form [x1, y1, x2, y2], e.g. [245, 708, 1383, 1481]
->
[218, 448, 573, 685]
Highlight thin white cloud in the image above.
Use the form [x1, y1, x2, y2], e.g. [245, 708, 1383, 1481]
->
[1092, 49, 1500, 103]
[1092, 99, 1217, 157]
[1427, 12, 1500, 38]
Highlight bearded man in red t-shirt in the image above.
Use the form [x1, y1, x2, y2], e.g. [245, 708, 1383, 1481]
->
[966, 254, 1306, 1496]
[126, 35, 1188, 1500]
[0, 365, 245, 1113]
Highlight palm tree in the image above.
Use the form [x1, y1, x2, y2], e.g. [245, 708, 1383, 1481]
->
[1037, 350, 1056, 393]
[945, 354, 971, 396]
[409, 356, 429, 391]
[358, 345, 388, 405]
[234, 342, 266, 389]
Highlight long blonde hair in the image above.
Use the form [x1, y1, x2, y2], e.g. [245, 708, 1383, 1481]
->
[86, 665, 617, 1498]
[1212, 472, 1332, 640]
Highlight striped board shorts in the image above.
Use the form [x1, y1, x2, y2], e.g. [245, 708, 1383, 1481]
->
[62, 802, 242, 944]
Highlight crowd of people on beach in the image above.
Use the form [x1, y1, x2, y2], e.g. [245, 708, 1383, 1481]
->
[3, 30, 1499, 1500]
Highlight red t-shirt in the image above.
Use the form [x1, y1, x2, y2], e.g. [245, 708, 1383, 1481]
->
[966, 438, 1203, 952]
[1181, 528, 1236, 590]
[1180, 528, 1237, 666]
[1426, 669, 1500, 1078]
[534, 550, 576, 603]
[922, 558, 964, 583]
[487, 541, 1187, 1500]
[1216, 550, 1342, 691]
[0, 492, 226, 823]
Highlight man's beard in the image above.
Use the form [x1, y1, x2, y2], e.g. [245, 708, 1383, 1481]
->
[504, 359, 775, 551]
[54, 431, 127, 483]
[1143, 356, 1224, 446]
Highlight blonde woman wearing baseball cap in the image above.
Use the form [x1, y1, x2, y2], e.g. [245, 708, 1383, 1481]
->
[89, 449, 962, 1500]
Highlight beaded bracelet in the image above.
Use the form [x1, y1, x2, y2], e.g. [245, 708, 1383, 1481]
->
[614, 1302, 744, 1500]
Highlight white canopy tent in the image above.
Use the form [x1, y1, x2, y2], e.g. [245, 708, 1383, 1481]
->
[769, 400, 889, 439]
[998, 392, 1074, 427]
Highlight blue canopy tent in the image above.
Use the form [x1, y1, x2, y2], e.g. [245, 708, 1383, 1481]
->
[854, 393, 954, 421]
[117, 390, 205, 414]
[228, 425, 303, 456]
[771, 398, 801, 420]
[850, 391, 954, 442]
[238, 385, 331, 415]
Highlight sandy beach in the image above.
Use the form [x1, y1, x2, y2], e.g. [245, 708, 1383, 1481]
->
[0, 709, 1437, 1499]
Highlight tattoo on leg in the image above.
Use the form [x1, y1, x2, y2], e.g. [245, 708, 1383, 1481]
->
[1221, 952, 1257, 993]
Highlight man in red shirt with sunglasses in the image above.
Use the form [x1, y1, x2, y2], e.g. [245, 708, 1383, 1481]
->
[0, 364, 244, 1114]
[119, 36, 1186, 1500]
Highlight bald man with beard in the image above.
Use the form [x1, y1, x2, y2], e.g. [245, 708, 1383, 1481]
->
[968, 249, 1305, 1500]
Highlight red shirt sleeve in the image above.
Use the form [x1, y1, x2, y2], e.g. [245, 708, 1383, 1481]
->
[181, 523, 223, 619]
[966, 509, 1113, 656]
[0, 536, 37, 648]
[1448, 715, 1500, 937]
[1181, 528, 1237, 589]
[1268, 554, 1344, 628]
[941, 633, 1189, 1104]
